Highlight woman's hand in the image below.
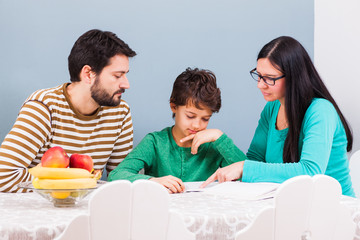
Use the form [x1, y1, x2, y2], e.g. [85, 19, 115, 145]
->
[149, 175, 185, 194]
[180, 129, 223, 154]
[200, 161, 245, 188]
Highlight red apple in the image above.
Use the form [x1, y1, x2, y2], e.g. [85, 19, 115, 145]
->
[41, 146, 70, 168]
[69, 154, 94, 172]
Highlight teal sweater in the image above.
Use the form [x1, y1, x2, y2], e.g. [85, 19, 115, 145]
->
[243, 98, 355, 197]
[108, 127, 246, 182]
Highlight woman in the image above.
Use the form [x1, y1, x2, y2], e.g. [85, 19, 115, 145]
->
[201, 36, 355, 197]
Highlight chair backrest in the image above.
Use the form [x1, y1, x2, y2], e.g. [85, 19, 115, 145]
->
[55, 214, 90, 240]
[131, 180, 195, 240]
[236, 175, 356, 240]
[349, 149, 360, 197]
[274, 175, 313, 240]
[308, 175, 354, 240]
[56, 180, 194, 240]
[89, 180, 132, 240]
[131, 180, 170, 240]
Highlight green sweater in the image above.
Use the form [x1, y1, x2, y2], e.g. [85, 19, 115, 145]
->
[242, 98, 355, 197]
[108, 127, 246, 182]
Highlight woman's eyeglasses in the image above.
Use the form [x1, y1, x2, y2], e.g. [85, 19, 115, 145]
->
[250, 68, 285, 86]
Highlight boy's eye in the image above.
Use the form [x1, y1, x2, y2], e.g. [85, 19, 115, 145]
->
[115, 74, 123, 79]
[186, 115, 195, 119]
[202, 118, 210, 122]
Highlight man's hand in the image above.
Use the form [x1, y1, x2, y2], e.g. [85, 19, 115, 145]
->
[200, 161, 245, 188]
[149, 175, 185, 194]
[92, 169, 102, 180]
[180, 129, 223, 154]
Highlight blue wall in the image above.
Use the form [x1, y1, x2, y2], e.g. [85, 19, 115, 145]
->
[0, 0, 314, 152]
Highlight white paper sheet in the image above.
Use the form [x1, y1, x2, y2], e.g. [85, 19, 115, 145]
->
[184, 181, 280, 200]
[184, 181, 218, 192]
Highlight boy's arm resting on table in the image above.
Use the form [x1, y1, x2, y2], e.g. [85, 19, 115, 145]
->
[108, 132, 185, 193]
[0, 101, 51, 192]
[242, 100, 337, 183]
[105, 106, 134, 175]
[108, 157, 151, 182]
[108, 134, 156, 182]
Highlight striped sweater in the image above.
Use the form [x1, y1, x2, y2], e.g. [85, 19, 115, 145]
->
[0, 83, 133, 192]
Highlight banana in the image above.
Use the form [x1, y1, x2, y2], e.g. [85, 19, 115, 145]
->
[32, 177, 41, 188]
[35, 178, 97, 189]
[29, 166, 93, 179]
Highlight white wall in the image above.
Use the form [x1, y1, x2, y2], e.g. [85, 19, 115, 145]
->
[314, 0, 360, 154]
[315, 0, 360, 196]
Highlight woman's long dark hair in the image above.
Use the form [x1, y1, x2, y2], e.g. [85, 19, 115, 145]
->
[258, 36, 353, 163]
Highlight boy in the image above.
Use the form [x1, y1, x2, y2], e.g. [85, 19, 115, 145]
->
[108, 68, 246, 193]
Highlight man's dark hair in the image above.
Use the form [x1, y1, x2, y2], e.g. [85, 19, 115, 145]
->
[170, 68, 221, 117]
[68, 29, 136, 82]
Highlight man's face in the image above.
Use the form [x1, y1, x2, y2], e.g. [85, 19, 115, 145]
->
[90, 54, 130, 107]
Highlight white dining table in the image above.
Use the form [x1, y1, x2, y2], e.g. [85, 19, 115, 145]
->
[0, 185, 360, 240]
[170, 191, 360, 240]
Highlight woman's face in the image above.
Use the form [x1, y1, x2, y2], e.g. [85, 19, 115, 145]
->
[256, 58, 286, 104]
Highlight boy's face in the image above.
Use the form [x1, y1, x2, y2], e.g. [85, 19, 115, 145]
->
[170, 102, 212, 144]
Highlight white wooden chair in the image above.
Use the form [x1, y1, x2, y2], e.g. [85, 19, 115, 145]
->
[349, 149, 360, 197]
[131, 180, 195, 240]
[89, 180, 132, 240]
[235, 175, 356, 240]
[56, 214, 90, 240]
[56, 180, 194, 240]
[56, 180, 132, 240]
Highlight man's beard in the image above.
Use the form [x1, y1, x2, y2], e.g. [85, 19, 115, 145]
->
[90, 77, 125, 107]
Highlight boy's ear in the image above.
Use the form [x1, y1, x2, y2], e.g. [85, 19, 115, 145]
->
[170, 103, 177, 113]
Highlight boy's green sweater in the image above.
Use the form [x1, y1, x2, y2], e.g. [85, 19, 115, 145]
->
[108, 127, 246, 182]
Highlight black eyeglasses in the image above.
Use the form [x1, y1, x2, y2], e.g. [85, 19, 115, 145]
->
[250, 68, 285, 86]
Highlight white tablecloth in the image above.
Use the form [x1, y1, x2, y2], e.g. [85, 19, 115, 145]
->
[1, 191, 360, 240]
[169, 192, 360, 240]
[0, 193, 89, 240]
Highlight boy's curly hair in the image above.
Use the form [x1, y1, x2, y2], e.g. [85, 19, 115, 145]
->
[170, 68, 221, 115]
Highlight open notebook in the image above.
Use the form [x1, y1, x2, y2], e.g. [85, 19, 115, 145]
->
[184, 181, 280, 200]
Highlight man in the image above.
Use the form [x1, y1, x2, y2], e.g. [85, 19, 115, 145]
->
[0, 29, 136, 192]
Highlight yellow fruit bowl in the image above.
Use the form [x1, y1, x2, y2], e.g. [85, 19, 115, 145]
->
[18, 180, 106, 207]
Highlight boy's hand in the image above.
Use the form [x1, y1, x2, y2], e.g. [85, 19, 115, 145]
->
[180, 129, 223, 154]
[149, 175, 185, 194]
[200, 161, 245, 188]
